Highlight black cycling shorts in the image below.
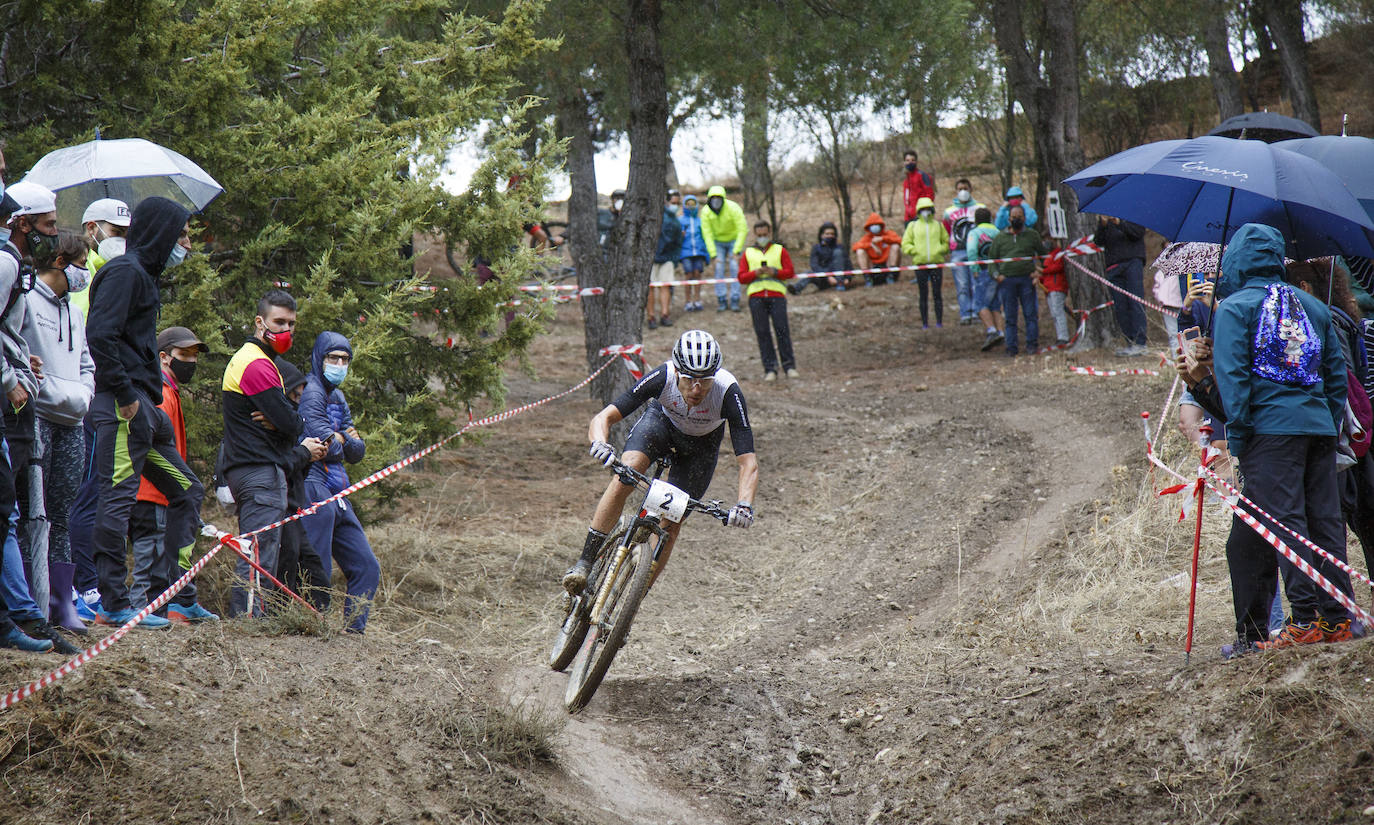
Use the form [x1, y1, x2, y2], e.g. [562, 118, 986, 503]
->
[622, 402, 723, 500]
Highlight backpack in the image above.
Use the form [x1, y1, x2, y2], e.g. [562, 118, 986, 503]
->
[951, 215, 974, 248]
[976, 231, 994, 261]
[0, 243, 33, 321]
[1251, 283, 1321, 386]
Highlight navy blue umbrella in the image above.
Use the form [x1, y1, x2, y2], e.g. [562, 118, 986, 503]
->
[1207, 111, 1318, 143]
[1063, 136, 1374, 259]
[1272, 135, 1374, 221]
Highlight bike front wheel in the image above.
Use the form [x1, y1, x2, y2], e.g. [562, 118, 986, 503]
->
[548, 524, 624, 672]
[563, 534, 657, 712]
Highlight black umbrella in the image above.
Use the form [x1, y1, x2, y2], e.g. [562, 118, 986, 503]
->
[1207, 111, 1319, 144]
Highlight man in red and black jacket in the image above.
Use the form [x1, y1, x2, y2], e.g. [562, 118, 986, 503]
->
[738, 220, 798, 381]
[901, 149, 935, 225]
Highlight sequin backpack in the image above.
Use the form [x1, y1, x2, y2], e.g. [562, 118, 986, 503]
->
[1252, 283, 1321, 386]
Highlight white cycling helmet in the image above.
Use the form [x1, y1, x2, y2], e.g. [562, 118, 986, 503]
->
[672, 329, 722, 378]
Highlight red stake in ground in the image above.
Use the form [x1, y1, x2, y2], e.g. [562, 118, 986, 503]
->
[1186, 425, 1214, 664]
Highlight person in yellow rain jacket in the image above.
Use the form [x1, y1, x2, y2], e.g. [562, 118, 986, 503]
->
[901, 196, 950, 328]
[699, 185, 748, 312]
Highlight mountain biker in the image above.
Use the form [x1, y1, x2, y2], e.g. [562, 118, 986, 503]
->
[562, 329, 758, 593]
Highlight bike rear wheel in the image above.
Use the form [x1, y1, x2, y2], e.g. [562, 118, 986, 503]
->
[548, 524, 625, 672]
[564, 534, 658, 712]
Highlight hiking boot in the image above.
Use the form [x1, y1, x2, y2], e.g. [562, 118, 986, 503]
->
[763, 371, 778, 382]
[660, 315, 673, 327]
[1256, 620, 1324, 650]
[1320, 617, 1354, 643]
[717, 298, 728, 312]
[647, 317, 658, 330]
[0, 623, 52, 653]
[16, 619, 80, 655]
[167, 603, 220, 624]
[980, 331, 1004, 352]
[562, 560, 591, 595]
[1221, 638, 1259, 660]
[95, 607, 171, 630]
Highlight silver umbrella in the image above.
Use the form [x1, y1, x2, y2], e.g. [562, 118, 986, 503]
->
[22, 138, 223, 228]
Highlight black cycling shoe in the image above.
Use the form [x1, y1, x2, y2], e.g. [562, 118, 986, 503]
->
[562, 560, 591, 594]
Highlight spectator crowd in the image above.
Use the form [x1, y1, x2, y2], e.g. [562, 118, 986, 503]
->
[0, 153, 382, 656]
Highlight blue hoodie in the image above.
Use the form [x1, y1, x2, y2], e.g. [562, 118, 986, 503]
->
[679, 204, 709, 259]
[299, 331, 366, 493]
[1213, 223, 1347, 459]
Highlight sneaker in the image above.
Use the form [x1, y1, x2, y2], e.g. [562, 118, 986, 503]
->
[785, 368, 800, 379]
[1221, 638, 1259, 660]
[562, 560, 591, 595]
[167, 603, 220, 624]
[764, 371, 778, 382]
[717, 299, 728, 312]
[980, 331, 1004, 352]
[1320, 617, 1354, 643]
[1256, 620, 1324, 650]
[660, 315, 673, 327]
[935, 322, 943, 329]
[75, 588, 101, 621]
[922, 324, 929, 331]
[1114, 343, 1148, 357]
[647, 317, 658, 330]
[0, 623, 52, 653]
[730, 301, 742, 312]
[16, 619, 80, 655]
[960, 317, 973, 326]
[95, 607, 171, 630]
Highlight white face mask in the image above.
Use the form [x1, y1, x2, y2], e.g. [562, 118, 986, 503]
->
[97, 236, 126, 260]
[957, 189, 971, 202]
[613, 198, 624, 211]
[867, 225, 881, 235]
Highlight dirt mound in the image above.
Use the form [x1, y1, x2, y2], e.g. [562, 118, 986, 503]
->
[3, 282, 1372, 823]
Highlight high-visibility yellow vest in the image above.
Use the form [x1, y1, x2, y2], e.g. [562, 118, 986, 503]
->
[742, 244, 786, 298]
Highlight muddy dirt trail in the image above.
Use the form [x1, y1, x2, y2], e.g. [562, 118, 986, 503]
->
[5, 284, 1372, 824]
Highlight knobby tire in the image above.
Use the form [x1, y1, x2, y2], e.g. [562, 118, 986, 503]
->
[548, 524, 625, 672]
[563, 534, 657, 712]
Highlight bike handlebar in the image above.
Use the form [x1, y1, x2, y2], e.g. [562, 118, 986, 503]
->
[608, 458, 730, 524]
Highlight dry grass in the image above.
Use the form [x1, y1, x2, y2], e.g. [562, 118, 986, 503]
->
[421, 700, 563, 768]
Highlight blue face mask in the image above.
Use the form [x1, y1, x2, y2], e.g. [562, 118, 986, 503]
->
[0, 228, 11, 247]
[323, 364, 348, 385]
[165, 244, 188, 268]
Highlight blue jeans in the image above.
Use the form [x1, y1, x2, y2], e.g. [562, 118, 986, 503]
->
[998, 275, 1039, 354]
[712, 242, 740, 303]
[1106, 258, 1147, 345]
[302, 479, 380, 633]
[950, 249, 974, 319]
[973, 269, 1000, 314]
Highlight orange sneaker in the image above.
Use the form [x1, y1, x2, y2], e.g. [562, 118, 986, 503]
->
[1320, 617, 1354, 643]
[1256, 620, 1324, 650]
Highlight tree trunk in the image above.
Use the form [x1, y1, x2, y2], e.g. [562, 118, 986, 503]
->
[591, 0, 668, 410]
[1000, 86, 1016, 198]
[1258, 0, 1320, 131]
[739, 70, 771, 220]
[1200, 4, 1245, 122]
[993, 0, 1113, 350]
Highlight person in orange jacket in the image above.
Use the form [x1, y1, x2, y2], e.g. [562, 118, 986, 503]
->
[127, 327, 218, 622]
[851, 212, 903, 286]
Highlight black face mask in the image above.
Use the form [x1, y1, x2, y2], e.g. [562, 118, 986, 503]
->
[904, 162, 917, 172]
[822, 236, 836, 246]
[168, 357, 196, 384]
[26, 228, 58, 261]
[1009, 218, 1025, 231]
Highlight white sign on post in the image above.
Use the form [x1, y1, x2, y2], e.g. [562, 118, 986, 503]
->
[1046, 189, 1069, 240]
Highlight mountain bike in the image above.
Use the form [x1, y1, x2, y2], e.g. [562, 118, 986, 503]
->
[548, 456, 728, 712]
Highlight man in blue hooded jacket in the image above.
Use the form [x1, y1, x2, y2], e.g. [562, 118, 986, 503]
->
[1213, 222, 1355, 654]
[298, 331, 380, 633]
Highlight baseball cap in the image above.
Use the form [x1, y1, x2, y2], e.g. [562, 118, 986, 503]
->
[683, 193, 698, 203]
[82, 198, 132, 227]
[156, 326, 209, 354]
[8, 181, 57, 217]
[0, 192, 19, 218]
[1005, 185, 1024, 198]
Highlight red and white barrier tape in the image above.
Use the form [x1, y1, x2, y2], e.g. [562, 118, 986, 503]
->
[1035, 300, 1115, 354]
[1064, 256, 1179, 318]
[598, 343, 644, 380]
[0, 356, 621, 711]
[501, 287, 605, 308]
[1069, 366, 1161, 377]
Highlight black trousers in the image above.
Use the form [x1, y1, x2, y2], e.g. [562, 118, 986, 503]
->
[277, 519, 332, 611]
[915, 269, 943, 326]
[1226, 434, 1352, 642]
[748, 296, 795, 373]
[1341, 452, 1374, 586]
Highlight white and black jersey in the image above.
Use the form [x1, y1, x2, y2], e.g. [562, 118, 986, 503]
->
[612, 362, 754, 456]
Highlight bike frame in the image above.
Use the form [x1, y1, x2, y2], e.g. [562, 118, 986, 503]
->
[587, 462, 671, 626]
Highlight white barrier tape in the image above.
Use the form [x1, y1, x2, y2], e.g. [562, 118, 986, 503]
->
[0, 356, 621, 712]
[1064, 256, 1179, 318]
[501, 287, 605, 308]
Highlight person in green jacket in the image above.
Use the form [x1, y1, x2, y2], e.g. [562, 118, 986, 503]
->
[900, 196, 950, 328]
[985, 205, 1046, 356]
[700, 185, 748, 312]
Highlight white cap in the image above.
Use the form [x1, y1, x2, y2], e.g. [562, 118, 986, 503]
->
[82, 198, 132, 227]
[8, 181, 57, 217]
